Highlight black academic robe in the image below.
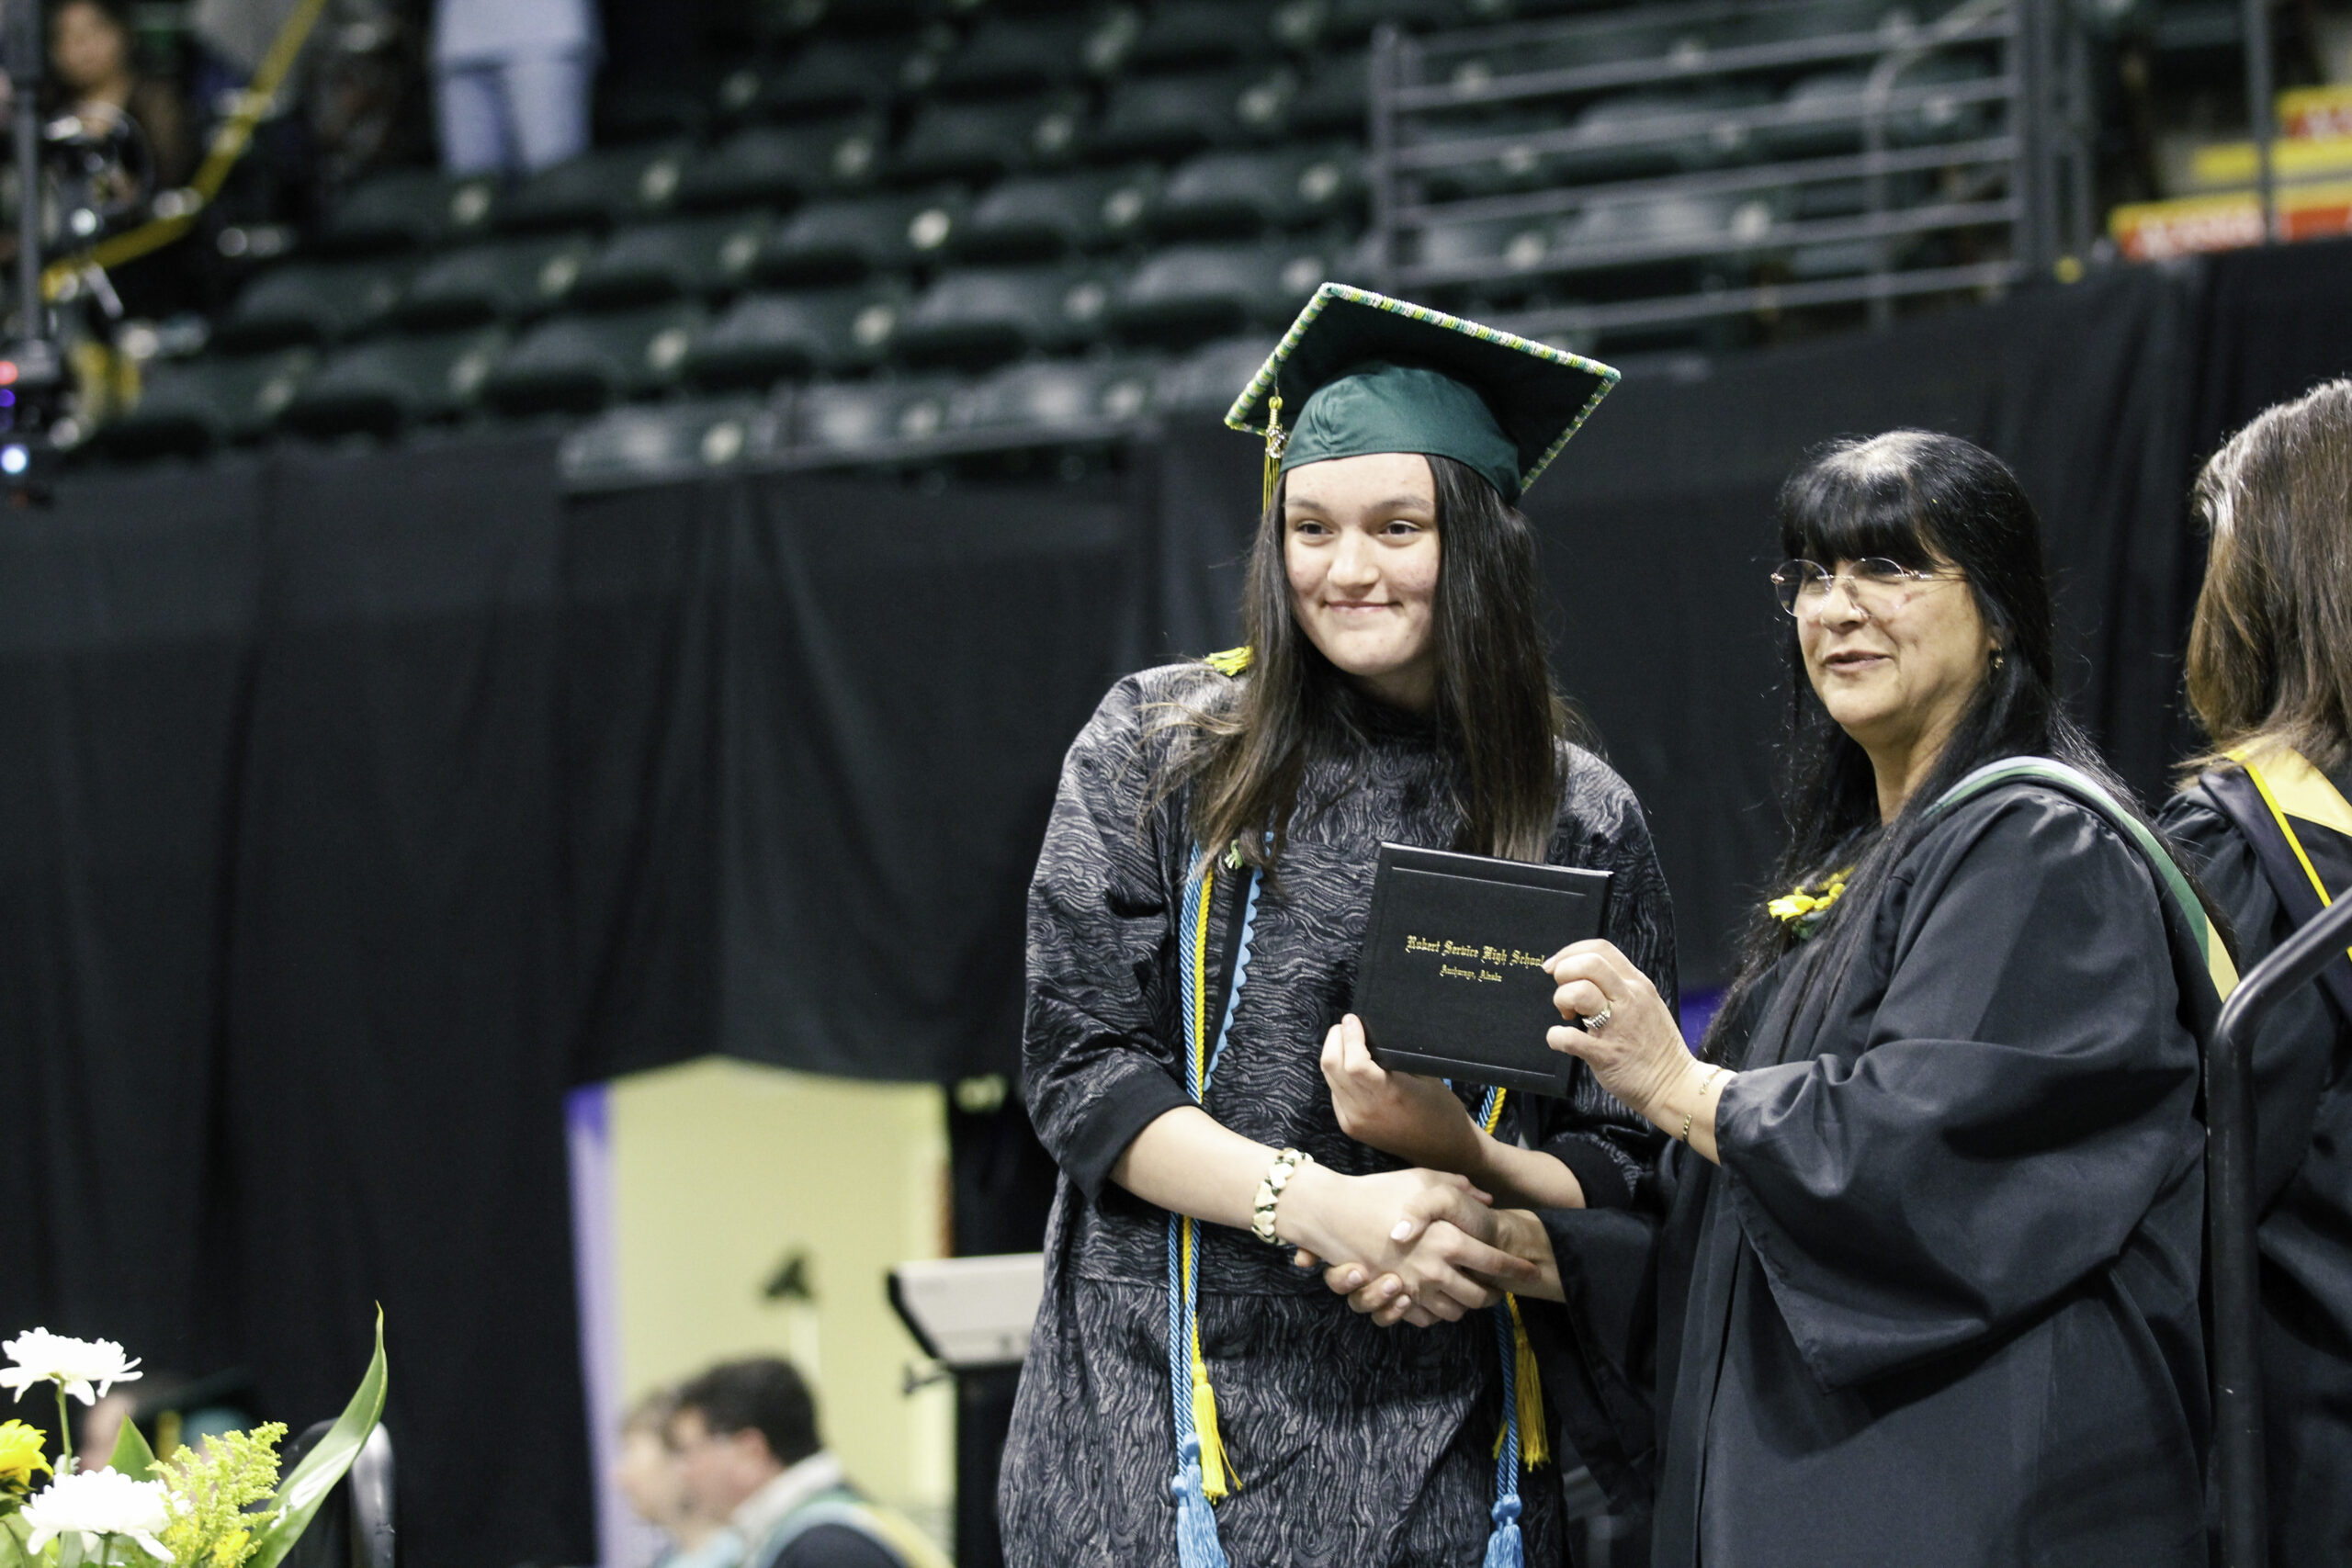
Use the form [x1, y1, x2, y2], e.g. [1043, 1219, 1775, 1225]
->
[2163, 776, 2352, 1564]
[1529, 781, 2209, 1568]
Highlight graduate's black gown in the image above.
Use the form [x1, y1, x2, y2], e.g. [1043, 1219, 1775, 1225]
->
[2163, 773, 2352, 1564]
[1528, 780, 2209, 1568]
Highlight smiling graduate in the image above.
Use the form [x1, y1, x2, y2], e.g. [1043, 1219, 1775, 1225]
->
[996, 285, 1676, 1568]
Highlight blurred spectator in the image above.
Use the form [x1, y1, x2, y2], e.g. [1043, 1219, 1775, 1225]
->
[616, 1387, 740, 1568]
[50, 0, 195, 190]
[671, 1359, 945, 1568]
[431, 0, 595, 176]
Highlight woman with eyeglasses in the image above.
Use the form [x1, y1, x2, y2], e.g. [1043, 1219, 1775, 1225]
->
[1321, 431, 2220, 1566]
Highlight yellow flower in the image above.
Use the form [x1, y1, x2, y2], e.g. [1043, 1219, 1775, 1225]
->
[212, 1527, 251, 1567]
[1768, 869, 1852, 933]
[0, 1418, 52, 1487]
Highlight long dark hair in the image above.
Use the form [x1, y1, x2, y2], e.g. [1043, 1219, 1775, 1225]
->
[1702, 430, 2158, 1062]
[2183, 379, 2352, 777]
[1161, 453, 1580, 867]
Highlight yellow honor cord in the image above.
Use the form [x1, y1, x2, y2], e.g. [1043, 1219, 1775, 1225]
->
[1261, 392, 1286, 513]
[1492, 1296, 1551, 1470]
[1182, 865, 1238, 1499]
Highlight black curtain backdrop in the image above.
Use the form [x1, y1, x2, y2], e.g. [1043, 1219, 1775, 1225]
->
[4, 239, 2350, 1568]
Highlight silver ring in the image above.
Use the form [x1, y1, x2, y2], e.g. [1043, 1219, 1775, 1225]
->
[1584, 1005, 1613, 1032]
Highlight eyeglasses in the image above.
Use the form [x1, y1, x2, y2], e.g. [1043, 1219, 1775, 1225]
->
[1770, 557, 1957, 619]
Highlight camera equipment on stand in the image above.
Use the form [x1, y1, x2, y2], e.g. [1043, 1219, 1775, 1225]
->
[888, 1253, 1046, 1391]
[0, 0, 62, 497]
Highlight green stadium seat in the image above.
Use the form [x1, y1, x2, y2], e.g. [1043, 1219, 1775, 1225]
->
[1321, 0, 1478, 45]
[396, 233, 597, 329]
[892, 94, 1085, 185]
[1153, 333, 1275, 416]
[1284, 51, 1371, 137]
[481, 302, 707, 415]
[1717, 0, 1919, 50]
[893, 263, 1115, 367]
[953, 166, 1160, 261]
[97, 348, 313, 457]
[502, 141, 691, 232]
[760, 37, 937, 119]
[277, 328, 507, 439]
[759, 0, 941, 45]
[1092, 67, 1294, 160]
[677, 118, 886, 211]
[948, 357, 1156, 435]
[1757, 55, 1996, 160]
[319, 169, 500, 254]
[1129, 1, 1281, 73]
[684, 284, 909, 386]
[795, 375, 963, 456]
[1156, 144, 1363, 238]
[571, 212, 775, 307]
[1112, 240, 1325, 344]
[934, 12, 1135, 97]
[1552, 88, 1773, 184]
[1413, 216, 1555, 278]
[752, 191, 967, 287]
[217, 258, 410, 350]
[595, 71, 717, 143]
[560, 396, 786, 489]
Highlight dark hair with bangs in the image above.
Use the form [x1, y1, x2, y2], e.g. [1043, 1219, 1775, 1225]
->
[1162, 453, 1582, 868]
[2182, 380, 2352, 777]
[1702, 430, 2155, 1061]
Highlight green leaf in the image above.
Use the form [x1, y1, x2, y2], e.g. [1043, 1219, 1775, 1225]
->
[104, 1421, 154, 1484]
[245, 1313, 387, 1568]
[0, 1511, 40, 1568]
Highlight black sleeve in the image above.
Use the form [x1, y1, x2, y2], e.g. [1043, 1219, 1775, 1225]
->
[1713, 791, 2201, 1391]
[1021, 675, 1193, 1203]
[1528, 750, 1679, 1211]
[2161, 784, 2339, 1208]
[775, 1524, 904, 1568]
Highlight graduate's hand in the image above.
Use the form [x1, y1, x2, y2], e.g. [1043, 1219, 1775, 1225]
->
[1276, 1167, 1535, 1323]
[1320, 1013, 1483, 1173]
[1544, 938, 1693, 1121]
[1306, 1179, 1523, 1327]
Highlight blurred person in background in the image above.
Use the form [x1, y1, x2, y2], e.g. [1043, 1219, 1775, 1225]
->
[2163, 379, 2352, 1565]
[616, 1387, 739, 1568]
[670, 1358, 946, 1568]
[431, 0, 594, 177]
[50, 0, 194, 190]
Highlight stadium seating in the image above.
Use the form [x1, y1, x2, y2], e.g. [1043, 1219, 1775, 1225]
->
[318, 170, 500, 255]
[796, 376, 964, 454]
[934, 12, 1136, 97]
[1113, 240, 1326, 343]
[1155, 144, 1364, 237]
[893, 95, 1086, 184]
[561, 396, 788, 488]
[396, 234, 596, 329]
[684, 285, 909, 385]
[481, 303, 707, 415]
[216, 259, 410, 349]
[98, 348, 314, 457]
[1093, 67, 1296, 160]
[894, 263, 1117, 366]
[278, 328, 507, 438]
[501, 141, 691, 232]
[753, 191, 967, 286]
[677, 118, 886, 210]
[947, 357, 1156, 436]
[571, 213, 775, 307]
[953, 167, 1161, 260]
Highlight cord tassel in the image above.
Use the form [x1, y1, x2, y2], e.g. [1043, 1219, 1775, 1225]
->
[1481, 1495, 1523, 1568]
[1170, 1436, 1229, 1568]
[1260, 392, 1285, 512]
[1190, 1349, 1234, 1500]
[1510, 1299, 1548, 1469]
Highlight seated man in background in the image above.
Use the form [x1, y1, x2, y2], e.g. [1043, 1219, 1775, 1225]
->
[670, 1358, 945, 1568]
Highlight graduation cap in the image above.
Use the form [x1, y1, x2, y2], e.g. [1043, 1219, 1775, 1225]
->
[1225, 282, 1619, 506]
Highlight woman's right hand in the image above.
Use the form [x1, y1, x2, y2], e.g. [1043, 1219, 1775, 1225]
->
[1278, 1167, 1535, 1323]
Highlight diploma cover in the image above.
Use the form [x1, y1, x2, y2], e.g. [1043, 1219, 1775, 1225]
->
[1352, 843, 1611, 1097]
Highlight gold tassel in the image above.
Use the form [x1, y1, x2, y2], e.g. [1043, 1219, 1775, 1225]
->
[1260, 392, 1286, 513]
[1488, 1297, 1550, 1469]
[1192, 1329, 1237, 1499]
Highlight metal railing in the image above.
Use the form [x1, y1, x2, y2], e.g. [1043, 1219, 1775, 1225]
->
[1365, 0, 2097, 347]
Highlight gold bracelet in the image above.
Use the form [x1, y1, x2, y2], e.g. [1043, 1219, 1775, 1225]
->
[1676, 1066, 1731, 1144]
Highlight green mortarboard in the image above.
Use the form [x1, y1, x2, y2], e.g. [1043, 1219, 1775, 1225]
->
[1225, 283, 1620, 504]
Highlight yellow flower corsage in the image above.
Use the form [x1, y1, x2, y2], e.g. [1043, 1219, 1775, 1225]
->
[1768, 867, 1852, 939]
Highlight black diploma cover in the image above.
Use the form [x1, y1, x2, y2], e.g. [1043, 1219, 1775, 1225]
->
[1352, 842, 1612, 1097]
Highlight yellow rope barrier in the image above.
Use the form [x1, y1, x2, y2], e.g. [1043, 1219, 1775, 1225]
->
[41, 0, 332, 296]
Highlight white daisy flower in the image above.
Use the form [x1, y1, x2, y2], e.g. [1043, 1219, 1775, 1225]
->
[0, 1329, 143, 1406]
[19, 1467, 173, 1561]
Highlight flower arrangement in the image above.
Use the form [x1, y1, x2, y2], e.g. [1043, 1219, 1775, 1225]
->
[0, 1319, 385, 1568]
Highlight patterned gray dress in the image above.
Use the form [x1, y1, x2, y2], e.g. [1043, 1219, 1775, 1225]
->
[999, 662, 1678, 1568]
